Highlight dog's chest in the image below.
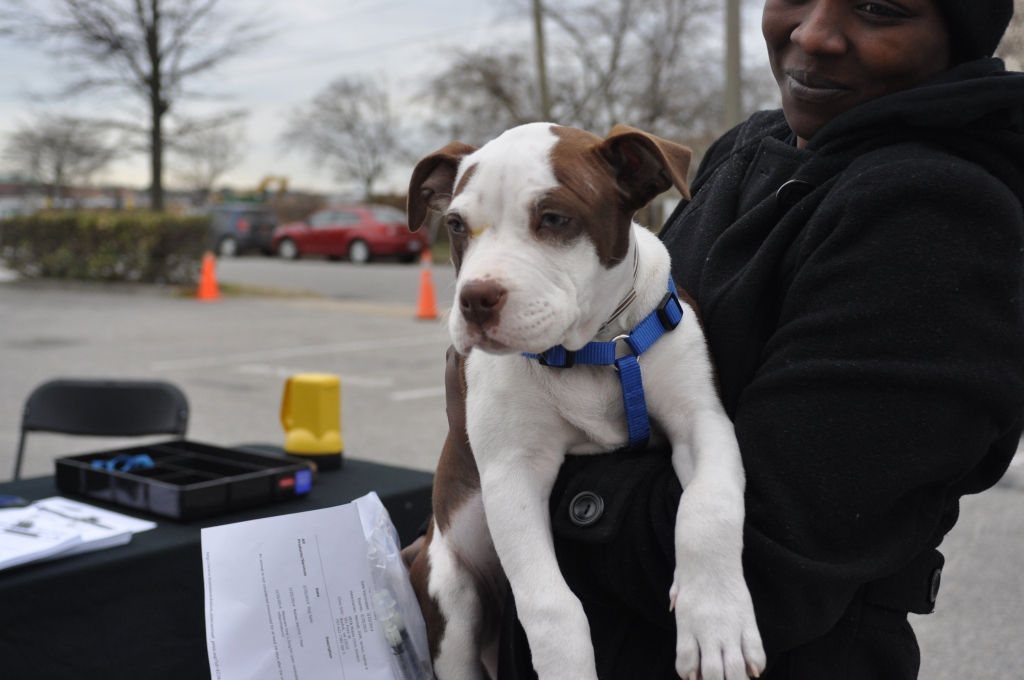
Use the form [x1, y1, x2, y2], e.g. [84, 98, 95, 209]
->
[542, 365, 631, 449]
[469, 353, 660, 454]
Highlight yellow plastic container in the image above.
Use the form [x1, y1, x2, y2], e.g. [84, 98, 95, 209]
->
[280, 373, 343, 470]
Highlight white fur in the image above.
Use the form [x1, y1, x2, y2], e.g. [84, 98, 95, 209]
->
[427, 493, 504, 680]
[448, 123, 636, 356]
[430, 124, 765, 680]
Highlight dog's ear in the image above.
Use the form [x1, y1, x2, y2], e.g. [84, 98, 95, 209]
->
[597, 125, 692, 212]
[407, 142, 478, 232]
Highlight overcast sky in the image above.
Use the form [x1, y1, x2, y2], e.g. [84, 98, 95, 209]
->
[0, 0, 770, 195]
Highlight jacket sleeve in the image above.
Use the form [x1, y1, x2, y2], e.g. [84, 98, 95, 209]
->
[733, 154, 1024, 653]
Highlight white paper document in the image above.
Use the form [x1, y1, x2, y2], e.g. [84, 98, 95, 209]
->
[0, 511, 82, 570]
[30, 497, 157, 557]
[202, 494, 432, 680]
[0, 496, 157, 570]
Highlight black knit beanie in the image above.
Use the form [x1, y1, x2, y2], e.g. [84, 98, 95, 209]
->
[933, 0, 1015, 62]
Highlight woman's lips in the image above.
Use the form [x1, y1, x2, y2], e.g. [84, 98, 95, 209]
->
[785, 69, 852, 104]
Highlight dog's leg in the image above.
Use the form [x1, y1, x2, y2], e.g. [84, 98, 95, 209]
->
[647, 343, 766, 680]
[477, 451, 598, 680]
[410, 470, 504, 678]
[671, 409, 764, 680]
[426, 501, 504, 680]
[410, 498, 504, 680]
[466, 352, 598, 680]
[408, 348, 507, 679]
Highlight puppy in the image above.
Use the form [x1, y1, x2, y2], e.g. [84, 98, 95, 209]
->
[406, 123, 764, 680]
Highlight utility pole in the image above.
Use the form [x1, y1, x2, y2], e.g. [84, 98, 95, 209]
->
[724, 0, 742, 129]
[532, 0, 552, 121]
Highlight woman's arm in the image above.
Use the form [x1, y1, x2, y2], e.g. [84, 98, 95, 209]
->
[550, 153, 1024, 658]
[735, 153, 1024, 651]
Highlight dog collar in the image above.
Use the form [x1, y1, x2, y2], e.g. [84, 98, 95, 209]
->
[597, 245, 640, 334]
[524, 275, 684, 451]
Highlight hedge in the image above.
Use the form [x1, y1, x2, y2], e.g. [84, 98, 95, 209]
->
[0, 211, 212, 284]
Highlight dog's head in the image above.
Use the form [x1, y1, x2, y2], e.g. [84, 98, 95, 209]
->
[408, 123, 691, 355]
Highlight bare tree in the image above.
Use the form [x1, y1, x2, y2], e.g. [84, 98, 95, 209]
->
[282, 77, 400, 199]
[997, 0, 1024, 71]
[172, 123, 246, 198]
[0, 0, 268, 211]
[424, 0, 778, 161]
[424, 50, 540, 146]
[3, 114, 117, 201]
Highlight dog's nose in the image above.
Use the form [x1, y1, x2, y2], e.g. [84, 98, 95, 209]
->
[459, 281, 507, 329]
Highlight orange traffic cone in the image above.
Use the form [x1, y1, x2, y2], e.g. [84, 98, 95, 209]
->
[196, 252, 220, 301]
[416, 267, 438, 320]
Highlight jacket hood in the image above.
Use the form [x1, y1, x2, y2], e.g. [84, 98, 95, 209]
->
[806, 58, 1024, 206]
[808, 59, 1024, 149]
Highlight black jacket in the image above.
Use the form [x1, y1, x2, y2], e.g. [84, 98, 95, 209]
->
[499, 59, 1024, 679]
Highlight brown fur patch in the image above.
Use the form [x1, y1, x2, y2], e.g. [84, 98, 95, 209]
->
[601, 125, 692, 204]
[546, 125, 692, 269]
[435, 346, 480, 533]
[448, 225, 470, 274]
[454, 163, 478, 197]
[408, 346, 482, 663]
[408, 519, 446, 661]
[447, 167, 478, 274]
[547, 126, 634, 268]
[407, 142, 477, 233]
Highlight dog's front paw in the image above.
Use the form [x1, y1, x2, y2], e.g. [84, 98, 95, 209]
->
[669, 572, 765, 680]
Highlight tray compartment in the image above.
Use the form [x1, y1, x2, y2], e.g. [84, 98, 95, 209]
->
[55, 439, 313, 521]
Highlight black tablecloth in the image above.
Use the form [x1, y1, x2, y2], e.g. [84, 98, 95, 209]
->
[0, 451, 433, 680]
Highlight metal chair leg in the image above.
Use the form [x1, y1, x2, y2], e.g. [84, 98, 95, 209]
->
[13, 430, 27, 481]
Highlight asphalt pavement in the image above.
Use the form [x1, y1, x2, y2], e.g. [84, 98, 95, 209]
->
[1, 257, 1022, 678]
[217, 256, 458, 308]
[0, 267, 455, 480]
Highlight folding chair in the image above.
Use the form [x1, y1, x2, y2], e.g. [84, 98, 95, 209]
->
[12, 379, 189, 481]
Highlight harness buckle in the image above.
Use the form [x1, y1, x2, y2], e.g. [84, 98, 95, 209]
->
[538, 349, 575, 368]
[656, 291, 684, 331]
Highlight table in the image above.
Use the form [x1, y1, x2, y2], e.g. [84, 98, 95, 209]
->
[0, 448, 433, 680]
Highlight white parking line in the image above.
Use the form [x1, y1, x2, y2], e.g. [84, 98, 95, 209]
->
[391, 386, 446, 402]
[149, 335, 449, 372]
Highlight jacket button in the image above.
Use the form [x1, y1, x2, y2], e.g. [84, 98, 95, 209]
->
[929, 567, 942, 603]
[775, 179, 814, 210]
[569, 491, 604, 527]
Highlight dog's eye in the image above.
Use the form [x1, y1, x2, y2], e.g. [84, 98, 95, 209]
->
[539, 213, 570, 230]
[447, 217, 466, 234]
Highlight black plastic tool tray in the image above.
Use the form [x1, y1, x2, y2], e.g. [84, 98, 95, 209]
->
[55, 440, 314, 521]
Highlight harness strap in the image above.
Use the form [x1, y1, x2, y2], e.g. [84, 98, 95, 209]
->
[524, 275, 684, 451]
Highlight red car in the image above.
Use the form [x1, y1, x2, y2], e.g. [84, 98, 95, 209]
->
[272, 204, 427, 263]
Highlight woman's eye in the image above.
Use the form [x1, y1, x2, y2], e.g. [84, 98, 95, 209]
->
[857, 2, 909, 18]
[447, 217, 466, 234]
[540, 213, 570, 229]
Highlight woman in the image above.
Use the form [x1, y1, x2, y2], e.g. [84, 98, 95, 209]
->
[497, 0, 1024, 678]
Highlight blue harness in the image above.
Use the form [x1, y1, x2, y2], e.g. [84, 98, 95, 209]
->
[524, 276, 684, 451]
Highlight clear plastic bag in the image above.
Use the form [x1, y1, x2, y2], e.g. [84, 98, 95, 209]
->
[354, 492, 434, 680]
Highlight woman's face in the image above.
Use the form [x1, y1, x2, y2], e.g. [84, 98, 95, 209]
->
[763, 0, 952, 144]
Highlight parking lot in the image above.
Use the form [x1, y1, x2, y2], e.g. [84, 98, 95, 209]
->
[1, 257, 1023, 678]
[0, 261, 457, 480]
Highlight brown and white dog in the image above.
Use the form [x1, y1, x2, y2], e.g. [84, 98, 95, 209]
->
[405, 123, 765, 680]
